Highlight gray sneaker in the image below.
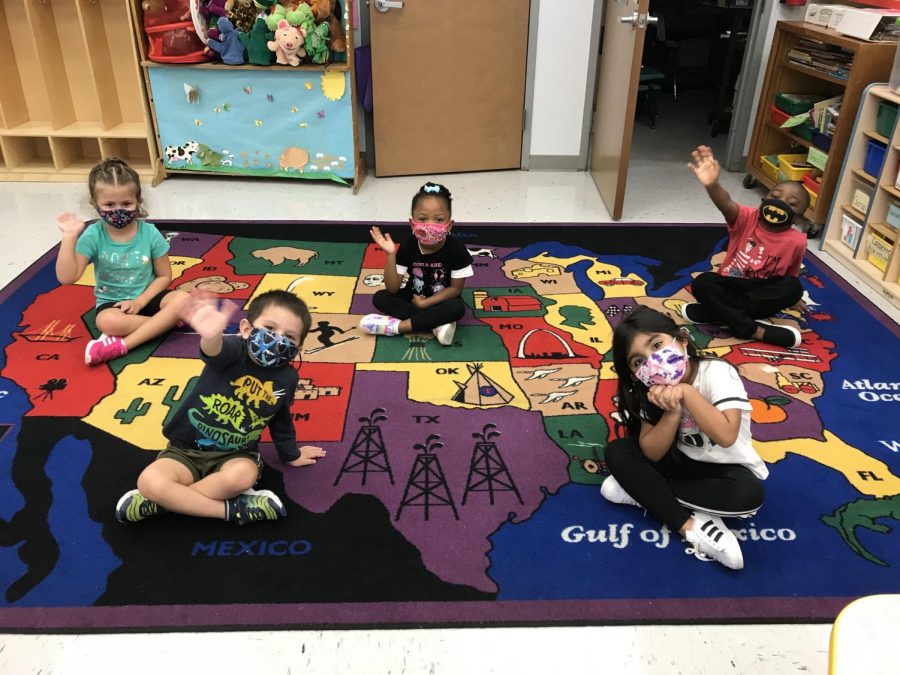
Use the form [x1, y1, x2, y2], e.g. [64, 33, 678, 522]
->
[115, 489, 163, 524]
[225, 489, 286, 525]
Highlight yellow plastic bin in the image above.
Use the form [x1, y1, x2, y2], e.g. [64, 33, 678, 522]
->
[759, 154, 780, 182]
[805, 185, 818, 210]
[778, 153, 815, 181]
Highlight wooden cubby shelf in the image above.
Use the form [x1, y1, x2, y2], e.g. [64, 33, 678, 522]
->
[821, 85, 900, 310]
[0, 0, 158, 183]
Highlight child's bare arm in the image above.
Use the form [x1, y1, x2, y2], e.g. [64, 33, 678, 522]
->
[370, 226, 403, 293]
[55, 214, 89, 284]
[688, 146, 740, 223]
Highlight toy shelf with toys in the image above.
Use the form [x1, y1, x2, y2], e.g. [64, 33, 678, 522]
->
[0, 0, 158, 183]
[130, 0, 363, 190]
[821, 84, 900, 310]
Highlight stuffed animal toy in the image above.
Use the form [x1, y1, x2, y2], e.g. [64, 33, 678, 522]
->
[206, 18, 246, 64]
[303, 0, 345, 53]
[265, 3, 314, 35]
[239, 17, 275, 65]
[305, 22, 330, 64]
[267, 19, 306, 65]
[227, 0, 261, 33]
[206, 0, 231, 41]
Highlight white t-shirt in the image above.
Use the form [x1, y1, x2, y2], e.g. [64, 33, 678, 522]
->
[676, 359, 769, 480]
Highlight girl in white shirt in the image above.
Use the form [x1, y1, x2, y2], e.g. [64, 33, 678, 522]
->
[602, 306, 766, 570]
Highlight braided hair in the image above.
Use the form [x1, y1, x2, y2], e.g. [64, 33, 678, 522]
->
[411, 182, 452, 217]
[88, 158, 148, 218]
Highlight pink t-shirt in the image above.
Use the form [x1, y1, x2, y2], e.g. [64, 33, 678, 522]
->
[718, 204, 807, 278]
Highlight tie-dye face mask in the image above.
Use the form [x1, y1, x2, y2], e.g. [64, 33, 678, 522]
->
[634, 339, 687, 388]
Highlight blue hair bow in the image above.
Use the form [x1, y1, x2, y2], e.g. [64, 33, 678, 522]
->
[423, 184, 440, 193]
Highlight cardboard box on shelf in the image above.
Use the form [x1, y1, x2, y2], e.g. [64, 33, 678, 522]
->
[833, 8, 900, 41]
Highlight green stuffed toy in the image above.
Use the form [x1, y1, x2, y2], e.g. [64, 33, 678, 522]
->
[239, 17, 276, 65]
[265, 3, 314, 36]
[305, 22, 331, 65]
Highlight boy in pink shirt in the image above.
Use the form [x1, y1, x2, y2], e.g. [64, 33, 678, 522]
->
[682, 145, 808, 348]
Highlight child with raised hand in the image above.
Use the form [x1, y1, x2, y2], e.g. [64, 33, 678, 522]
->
[115, 290, 326, 526]
[55, 158, 190, 365]
[684, 145, 808, 348]
[359, 182, 474, 346]
[602, 306, 767, 570]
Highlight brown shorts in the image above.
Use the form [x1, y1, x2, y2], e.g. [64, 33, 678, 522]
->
[157, 443, 263, 483]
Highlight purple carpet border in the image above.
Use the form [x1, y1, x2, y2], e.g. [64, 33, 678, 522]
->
[0, 244, 60, 305]
[0, 596, 856, 632]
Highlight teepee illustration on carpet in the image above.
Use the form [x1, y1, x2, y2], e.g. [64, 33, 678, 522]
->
[451, 363, 514, 406]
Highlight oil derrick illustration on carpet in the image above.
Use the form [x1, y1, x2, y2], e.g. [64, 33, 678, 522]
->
[452, 363, 513, 406]
[462, 424, 522, 506]
[334, 407, 393, 486]
[395, 434, 459, 522]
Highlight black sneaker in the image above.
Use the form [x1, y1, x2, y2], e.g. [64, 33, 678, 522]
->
[680, 302, 719, 324]
[115, 489, 164, 523]
[225, 489, 286, 525]
[756, 321, 801, 348]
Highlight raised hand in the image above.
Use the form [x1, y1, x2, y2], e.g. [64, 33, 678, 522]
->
[287, 445, 327, 467]
[178, 292, 238, 341]
[56, 213, 87, 238]
[369, 226, 396, 255]
[687, 145, 720, 187]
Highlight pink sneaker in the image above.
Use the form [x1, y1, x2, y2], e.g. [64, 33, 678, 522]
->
[85, 335, 128, 365]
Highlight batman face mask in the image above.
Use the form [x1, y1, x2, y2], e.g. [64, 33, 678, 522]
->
[759, 198, 795, 230]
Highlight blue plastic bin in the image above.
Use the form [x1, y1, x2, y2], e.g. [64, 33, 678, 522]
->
[863, 139, 887, 177]
[812, 131, 832, 152]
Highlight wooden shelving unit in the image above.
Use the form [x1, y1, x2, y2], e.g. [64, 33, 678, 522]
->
[128, 0, 364, 191]
[0, 0, 158, 183]
[744, 22, 895, 225]
[821, 85, 900, 310]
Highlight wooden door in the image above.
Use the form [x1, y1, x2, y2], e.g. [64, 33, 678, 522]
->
[589, 0, 652, 220]
[369, 0, 529, 177]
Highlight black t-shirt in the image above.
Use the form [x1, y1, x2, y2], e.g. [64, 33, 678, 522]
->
[163, 336, 300, 462]
[395, 235, 474, 297]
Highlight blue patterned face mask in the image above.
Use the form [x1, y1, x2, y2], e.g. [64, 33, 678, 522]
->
[247, 327, 299, 368]
[96, 207, 138, 229]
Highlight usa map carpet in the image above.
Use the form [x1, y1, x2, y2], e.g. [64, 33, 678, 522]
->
[0, 221, 898, 632]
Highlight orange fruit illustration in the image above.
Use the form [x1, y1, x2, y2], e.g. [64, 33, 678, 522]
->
[750, 396, 789, 424]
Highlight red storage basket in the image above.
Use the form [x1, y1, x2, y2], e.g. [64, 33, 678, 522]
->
[143, 0, 211, 64]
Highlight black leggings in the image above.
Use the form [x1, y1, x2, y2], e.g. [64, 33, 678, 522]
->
[691, 272, 803, 338]
[604, 437, 764, 532]
[372, 289, 466, 332]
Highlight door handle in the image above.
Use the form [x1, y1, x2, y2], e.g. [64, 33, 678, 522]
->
[375, 0, 404, 12]
[619, 12, 658, 29]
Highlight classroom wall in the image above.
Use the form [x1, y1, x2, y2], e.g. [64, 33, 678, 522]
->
[526, 0, 599, 166]
[741, 2, 808, 156]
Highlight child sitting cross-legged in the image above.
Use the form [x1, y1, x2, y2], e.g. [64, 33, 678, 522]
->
[115, 290, 326, 526]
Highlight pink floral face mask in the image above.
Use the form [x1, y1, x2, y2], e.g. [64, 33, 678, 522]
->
[634, 339, 687, 388]
[411, 220, 451, 246]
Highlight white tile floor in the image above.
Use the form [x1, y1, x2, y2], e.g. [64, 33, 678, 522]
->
[2, 97, 895, 672]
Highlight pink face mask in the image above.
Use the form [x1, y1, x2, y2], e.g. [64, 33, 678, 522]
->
[634, 340, 687, 388]
[411, 220, 450, 246]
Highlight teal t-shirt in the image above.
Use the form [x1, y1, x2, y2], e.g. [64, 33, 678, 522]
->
[75, 219, 170, 306]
